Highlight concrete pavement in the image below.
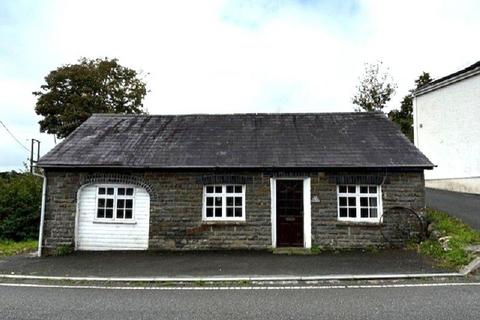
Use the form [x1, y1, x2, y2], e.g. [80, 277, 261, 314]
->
[426, 188, 480, 229]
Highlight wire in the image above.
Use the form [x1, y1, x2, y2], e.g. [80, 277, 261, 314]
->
[0, 120, 30, 152]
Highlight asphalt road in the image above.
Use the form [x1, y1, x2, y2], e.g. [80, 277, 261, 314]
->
[1, 283, 479, 319]
[426, 188, 480, 229]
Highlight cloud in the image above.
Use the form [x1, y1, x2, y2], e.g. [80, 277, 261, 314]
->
[0, 0, 479, 171]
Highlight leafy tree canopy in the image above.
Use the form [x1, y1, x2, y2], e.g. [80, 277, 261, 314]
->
[34, 57, 148, 138]
[388, 72, 432, 141]
[352, 61, 398, 112]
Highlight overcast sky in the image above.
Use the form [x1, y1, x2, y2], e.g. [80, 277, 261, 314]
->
[1, 0, 479, 171]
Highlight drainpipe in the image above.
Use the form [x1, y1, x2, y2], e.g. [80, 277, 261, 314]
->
[33, 171, 46, 257]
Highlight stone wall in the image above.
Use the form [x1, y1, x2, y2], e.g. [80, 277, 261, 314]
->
[41, 169, 425, 254]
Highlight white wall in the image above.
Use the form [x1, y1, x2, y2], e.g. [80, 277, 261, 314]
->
[414, 73, 480, 193]
[76, 185, 150, 250]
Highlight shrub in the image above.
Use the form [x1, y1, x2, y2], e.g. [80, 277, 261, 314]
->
[0, 171, 42, 241]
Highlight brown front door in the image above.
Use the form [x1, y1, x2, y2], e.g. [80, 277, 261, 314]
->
[276, 180, 303, 247]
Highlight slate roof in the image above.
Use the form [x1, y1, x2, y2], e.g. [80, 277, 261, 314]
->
[38, 112, 434, 169]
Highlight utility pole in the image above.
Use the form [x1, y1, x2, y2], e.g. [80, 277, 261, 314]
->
[30, 139, 40, 174]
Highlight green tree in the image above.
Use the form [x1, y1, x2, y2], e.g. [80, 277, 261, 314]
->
[388, 72, 432, 141]
[0, 171, 42, 241]
[352, 61, 398, 112]
[34, 57, 148, 138]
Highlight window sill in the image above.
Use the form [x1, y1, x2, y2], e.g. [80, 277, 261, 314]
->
[336, 220, 381, 227]
[202, 220, 246, 226]
[93, 220, 137, 225]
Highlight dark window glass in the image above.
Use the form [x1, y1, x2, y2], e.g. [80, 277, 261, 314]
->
[370, 208, 377, 218]
[206, 208, 213, 217]
[116, 209, 124, 219]
[97, 208, 105, 218]
[126, 199, 133, 209]
[226, 186, 234, 193]
[339, 197, 347, 206]
[215, 186, 222, 193]
[235, 186, 242, 193]
[125, 209, 132, 219]
[126, 188, 134, 196]
[215, 207, 222, 217]
[348, 186, 356, 193]
[105, 209, 113, 218]
[360, 186, 368, 194]
[118, 188, 125, 195]
[339, 208, 348, 217]
[339, 186, 347, 193]
[348, 208, 356, 218]
[360, 197, 368, 207]
[226, 197, 233, 206]
[361, 208, 369, 218]
[215, 197, 222, 206]
[98, 188, 106, 195]
[348, 197, 356, 206]
[117, 199, 125, 208]
[226, 208, 234, 217]
[107, 188, 114, 195]
[98, 198, 105, 208]
[106, 199, 114, 208]
[369, 186, 377, 193]
[206, 197, 213, 206]
[206, 186, 214, 193]
[369, 198, 377, 207]
[234, 208, 242, 217]
[235, 197, 242, 206]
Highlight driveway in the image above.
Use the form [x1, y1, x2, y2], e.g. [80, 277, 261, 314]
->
[426, 188, 480, 229]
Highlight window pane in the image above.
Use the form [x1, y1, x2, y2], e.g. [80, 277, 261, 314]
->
[125, 209, 132, 219]
[360, 197, 368, 207]
[360, 186, 368, 194]
[105, 209, 113, 218]
[226, 197, 233, 206]
[117, 199, 125, 208]
[125, 199, 133, 209]
[235, 186, 242, 193]
[348, 186, 356, 193]
[370, 208, 378, 218]
[226, 186, 234, 193]
[206, 197, 213, 206]
[107, 188, 114, 195]
[369, 186, 377, 193]
[339, 197, 347, 206]
[234, 208, 242, 217]
[339, 186, 347, 193]
[348, 197, 356, 206]
[97, 208, 105, 218]
[215, 186, 222, 193]
[206, 207, 213, 217]
[348, 208, 356, 218]
[116, 209, 124, 219]
[206, 186, 214, 193]
[106, 199, 114, 208]
[226, 208, 234, 217]
[369, 197, 377, 207]
[215, 197, 222, 206]
[98, 198, 105, 208]
[126, 188, 134, 196]
[361, 208, 369, 218]
[339, 208, 348, 217]
[235, 197, 242, 206]
[215, 207, 222, 217]
[98, 187, 106, 195]
[117, 188, 125, 195]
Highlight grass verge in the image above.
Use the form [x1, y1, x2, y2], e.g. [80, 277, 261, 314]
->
[417, 209, 480, 270]
[0, 240, 38, 257]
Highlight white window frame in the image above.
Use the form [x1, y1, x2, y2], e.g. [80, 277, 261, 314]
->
[336, 185, 383, 223]
[94, 184, 136, 223]
[202, 184, 246, 221]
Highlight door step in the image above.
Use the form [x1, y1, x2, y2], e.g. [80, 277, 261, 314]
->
[273, 247, 312, 255]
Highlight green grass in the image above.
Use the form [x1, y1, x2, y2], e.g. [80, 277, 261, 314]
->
[419, 209, 480, 270]
[0, 240, 38, 257]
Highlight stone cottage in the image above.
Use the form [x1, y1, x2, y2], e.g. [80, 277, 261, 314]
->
[37, 112, 433, 255]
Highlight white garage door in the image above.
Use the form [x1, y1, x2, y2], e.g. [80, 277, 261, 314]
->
[76, 184, 150, 251]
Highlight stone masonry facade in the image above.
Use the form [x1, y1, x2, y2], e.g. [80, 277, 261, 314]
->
[41, 169, 425, 255]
